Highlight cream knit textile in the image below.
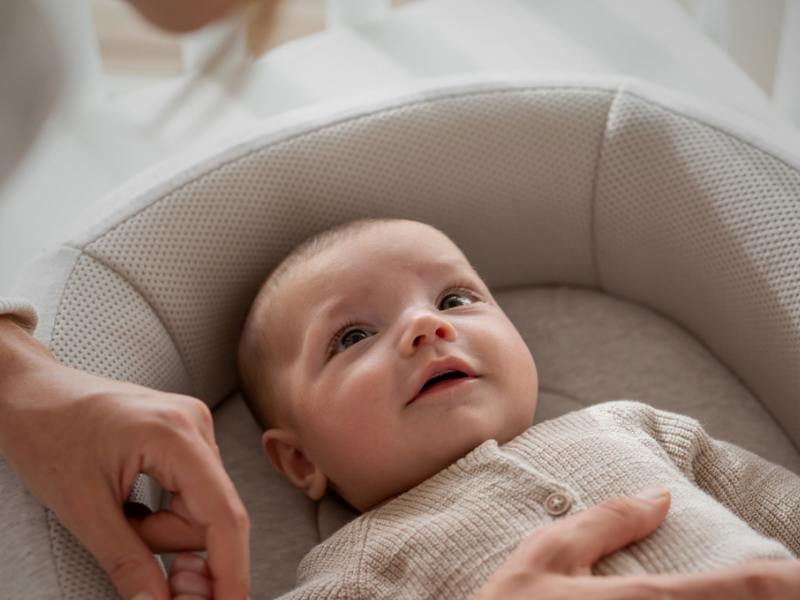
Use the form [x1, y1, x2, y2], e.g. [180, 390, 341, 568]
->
[287, 401, 799, 599]
[0, 297, 37, 332]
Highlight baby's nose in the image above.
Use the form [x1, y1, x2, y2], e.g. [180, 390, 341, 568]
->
[412, 328, 443, 348]
[399, 312, 457, 355]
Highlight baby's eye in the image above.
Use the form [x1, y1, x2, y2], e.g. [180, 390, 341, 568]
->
[330, 326, 372, 356]
[438, 290, 477, 310]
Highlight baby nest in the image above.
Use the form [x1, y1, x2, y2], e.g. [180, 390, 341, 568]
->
[4, 74, 800, 599]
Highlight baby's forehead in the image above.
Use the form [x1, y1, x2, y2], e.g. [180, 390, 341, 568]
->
[328, 221, 461, 259]
[311, 235, 470, 289]
[285, 233, 471, 307]
[261, 224, 477, 357]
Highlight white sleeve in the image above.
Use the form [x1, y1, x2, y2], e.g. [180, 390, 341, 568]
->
[0, 297, 38, 333]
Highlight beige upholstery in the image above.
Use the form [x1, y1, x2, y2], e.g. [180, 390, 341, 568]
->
[4, 76, 799, 598]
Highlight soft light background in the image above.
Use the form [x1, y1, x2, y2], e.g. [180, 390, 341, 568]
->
[1, 0, 798, 294]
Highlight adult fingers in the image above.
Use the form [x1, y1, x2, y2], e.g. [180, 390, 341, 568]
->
[562, 559, 800, 600]
[644, 558, 800, 599]
[129, 490, 204, 553]
[56, 487, 170, 600]
[142, 440, 250, 600]
[523, 487, 671, 574]
[128, 509, 206, 554]
[195, 460, 251, 600]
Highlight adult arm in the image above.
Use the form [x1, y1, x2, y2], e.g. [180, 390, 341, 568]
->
[0, 315, 250, 600]
[476, 488, 800, 600]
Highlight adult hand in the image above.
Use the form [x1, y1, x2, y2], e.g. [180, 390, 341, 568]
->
[0, 317, 249, 600]
[475, 487, 800, 599]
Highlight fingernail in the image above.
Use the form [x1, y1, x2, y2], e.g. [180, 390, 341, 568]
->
[635, 485, 669, 502]
[131, 593, 153, 600]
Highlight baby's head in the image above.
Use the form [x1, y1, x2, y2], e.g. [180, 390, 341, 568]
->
[237, 218, 538, 512]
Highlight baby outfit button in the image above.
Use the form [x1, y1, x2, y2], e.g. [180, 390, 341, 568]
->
[544, 492, 571, 516]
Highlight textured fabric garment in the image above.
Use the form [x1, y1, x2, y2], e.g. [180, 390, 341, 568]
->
[288, 401, 799, 599]
[0, 297, 38, 332]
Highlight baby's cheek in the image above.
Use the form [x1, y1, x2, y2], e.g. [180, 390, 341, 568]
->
[478, 318, 538, 426]
[309, 400, 389, 475]
[505, 337, 539, 424]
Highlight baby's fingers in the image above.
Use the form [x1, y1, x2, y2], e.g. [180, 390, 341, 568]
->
[170, 553, 212, 599]
[172, 553, 209, 575]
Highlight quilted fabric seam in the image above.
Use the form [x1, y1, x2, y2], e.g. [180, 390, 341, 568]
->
[589, 87, 621, 290]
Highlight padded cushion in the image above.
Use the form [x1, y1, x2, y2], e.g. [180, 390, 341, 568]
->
[595, 92, 800, 449]
[7, 76, 800, 599]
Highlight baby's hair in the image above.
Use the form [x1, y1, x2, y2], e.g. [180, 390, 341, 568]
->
[237, 217, 428, 430]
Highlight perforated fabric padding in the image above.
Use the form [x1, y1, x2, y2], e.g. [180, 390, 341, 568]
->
[46, 253, 191, 599]
[497, 286, 800, 472]
[595, 93, 800, 448]
[50, 254, 192, 392]
[84, 89, 613, 406]
[47, 511, 119, 599]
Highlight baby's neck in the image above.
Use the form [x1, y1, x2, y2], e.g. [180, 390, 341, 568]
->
[370, 493, 400, 511]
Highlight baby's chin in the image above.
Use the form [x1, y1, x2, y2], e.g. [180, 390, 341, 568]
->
[355, 439, 517, 512]
[336, 408, 535, 513]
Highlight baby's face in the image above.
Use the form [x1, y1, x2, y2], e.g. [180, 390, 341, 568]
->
[264, 221, 538, 511]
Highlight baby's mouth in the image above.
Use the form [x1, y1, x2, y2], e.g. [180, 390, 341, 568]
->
[410, 369, 478, 404]
[418, 370, 469, 394]
[408, 357, 479, 405]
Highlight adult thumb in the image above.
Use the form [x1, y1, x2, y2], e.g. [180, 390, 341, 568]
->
[548, 486, 670, 573]
[522, 486, 672, 574]
[56, 491, 170, 600]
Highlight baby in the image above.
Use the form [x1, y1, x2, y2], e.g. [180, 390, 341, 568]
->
[169, 217, 800, 599]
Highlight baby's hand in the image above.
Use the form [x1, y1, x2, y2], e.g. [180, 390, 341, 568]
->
[169, 553, 213, 599]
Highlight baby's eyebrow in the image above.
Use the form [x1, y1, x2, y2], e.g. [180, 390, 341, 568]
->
[305, 292, 367, 347]
[303, 296, 361, 361]
[317, 295, 361, 324]
[316, 260, 477, 322]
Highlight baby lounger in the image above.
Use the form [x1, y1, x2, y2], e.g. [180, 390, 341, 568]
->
[3, 74, 799, 599]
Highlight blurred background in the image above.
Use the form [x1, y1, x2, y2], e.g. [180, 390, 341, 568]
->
[1, 0, 798, 293]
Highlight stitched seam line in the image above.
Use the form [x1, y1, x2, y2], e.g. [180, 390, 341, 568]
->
[589, 87, 621, 290]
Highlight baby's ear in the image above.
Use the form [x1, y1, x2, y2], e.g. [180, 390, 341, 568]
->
[262, 429, 327, 500]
